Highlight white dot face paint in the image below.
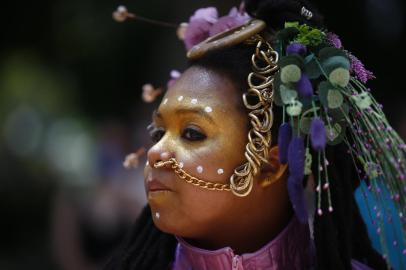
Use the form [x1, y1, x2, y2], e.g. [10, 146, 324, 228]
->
[204, 106, 213, 113]
[160, 152, 170, 160]
[146, 160, 149, 166]
[179, 162, 184, 168]
[163, 98, 168, 105]
[155, 212, 160, 219]
[217, 168, 224, 175]
[191, 98, 198, 104]
[197, 166, 204, 173]
[177, 96, 184, 102]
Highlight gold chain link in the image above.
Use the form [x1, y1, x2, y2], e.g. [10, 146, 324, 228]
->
[154, 158, 231, 191]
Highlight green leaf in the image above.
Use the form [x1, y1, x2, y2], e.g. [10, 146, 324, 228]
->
[328, 103, 349, 122]
[304, 54, 322, 79]
[318, 81, 334, 108]
[326, 121, 346, 145]
[285, 21, 300, 29]
[321, 56, 350, 79]
[279, 55, 304, 69]
[327, 89, 344, 109]
[295, 26, 324, 47]
[286, 100, 303, 116]
[280, 85, 298, 104]
[319, 47, 347, 61]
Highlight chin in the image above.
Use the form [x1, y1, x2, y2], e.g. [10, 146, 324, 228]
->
[150, 210, 195, 237]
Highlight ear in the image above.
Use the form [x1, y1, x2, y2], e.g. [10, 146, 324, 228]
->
[258, 146, 288, 188]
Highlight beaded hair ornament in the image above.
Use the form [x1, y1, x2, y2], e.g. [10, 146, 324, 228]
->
[115, 3, 406, 260]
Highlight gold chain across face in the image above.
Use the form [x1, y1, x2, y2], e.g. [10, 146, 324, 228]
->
[154, 21, 279, 197]
[154, 158, 231, 191]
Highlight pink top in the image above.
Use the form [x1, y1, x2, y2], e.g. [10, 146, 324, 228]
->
[171, 216, 374, 270]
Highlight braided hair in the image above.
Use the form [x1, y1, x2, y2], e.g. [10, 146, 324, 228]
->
[104, 1, 387, 269]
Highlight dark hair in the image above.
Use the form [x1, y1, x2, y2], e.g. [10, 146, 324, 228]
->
[104, 1, 387, 269]
[245, 0, 324, 30]
[103, 206, 177, 270]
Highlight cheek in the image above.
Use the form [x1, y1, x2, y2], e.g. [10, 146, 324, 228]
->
[175, 134, 247, 184]
[179, 185, 235, 224]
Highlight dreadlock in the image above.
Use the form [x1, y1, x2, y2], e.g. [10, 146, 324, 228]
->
[104, 1, 387, 269]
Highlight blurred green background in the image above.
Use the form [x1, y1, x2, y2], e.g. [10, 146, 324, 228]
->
[0, 0, 405, 269]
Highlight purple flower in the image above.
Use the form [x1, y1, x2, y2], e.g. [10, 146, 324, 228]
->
[288, 136, 305, 180]
[326, 32, 342, 49]
[286, 43, 307, 56]
[310, 118, 326, 151]
[209, 7, 250, 36]
[184, 7, 218, 50]
[278, 123, 292, 164]
[190, 7, 218, 24]
[296, 74, 313, 98]
[227, 6, 251, 25]
[349, 54, 375, 83]
[287, 136, 307, 224]
[183, 6, 250, 50]
[184, 19, 212, 50]
[287, 175, 308, 224]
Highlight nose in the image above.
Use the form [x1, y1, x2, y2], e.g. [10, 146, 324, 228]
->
[147, 143, 175, 169]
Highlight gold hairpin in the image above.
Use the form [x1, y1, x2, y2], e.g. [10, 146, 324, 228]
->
[113, 5, 179, 27]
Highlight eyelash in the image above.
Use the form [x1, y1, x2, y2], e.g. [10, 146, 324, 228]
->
[148, 125, 206, 143]
[149, 127, 165, 143]
[181, 127, 206, 141]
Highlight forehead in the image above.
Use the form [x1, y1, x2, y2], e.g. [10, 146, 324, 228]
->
[163, 66, 242, 108]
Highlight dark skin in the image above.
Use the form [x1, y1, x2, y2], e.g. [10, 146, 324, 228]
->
[144, 66, 293, 254]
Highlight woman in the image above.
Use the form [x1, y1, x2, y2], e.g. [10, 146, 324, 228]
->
[106, 0, 405, 269]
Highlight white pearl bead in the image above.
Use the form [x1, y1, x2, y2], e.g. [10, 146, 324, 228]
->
[204, 106, 212, 113]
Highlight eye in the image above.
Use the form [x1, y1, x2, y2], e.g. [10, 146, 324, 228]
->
[182, 126, 206, 141]
[149, 126, 165, 143]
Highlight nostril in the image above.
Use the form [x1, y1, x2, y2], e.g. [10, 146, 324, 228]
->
[147, 150, 174, 169]
[154, 159, 162, 166]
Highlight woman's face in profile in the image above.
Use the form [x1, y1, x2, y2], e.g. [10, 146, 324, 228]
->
[144, 66, 252, 238]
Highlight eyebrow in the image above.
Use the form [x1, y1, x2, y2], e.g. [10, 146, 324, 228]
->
[154, 107, 216, 125]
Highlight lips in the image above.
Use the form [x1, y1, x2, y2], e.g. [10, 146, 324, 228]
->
[147, 178, 172, 192]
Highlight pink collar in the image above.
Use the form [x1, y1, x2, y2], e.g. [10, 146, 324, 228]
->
[172, 217, 315, 270]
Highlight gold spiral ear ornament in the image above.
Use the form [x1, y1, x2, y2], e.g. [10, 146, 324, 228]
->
[230, 35, 279, 197]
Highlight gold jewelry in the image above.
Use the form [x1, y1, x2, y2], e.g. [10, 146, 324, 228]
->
[230, 35, 279, 197]
[154, 158, 231, 191]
